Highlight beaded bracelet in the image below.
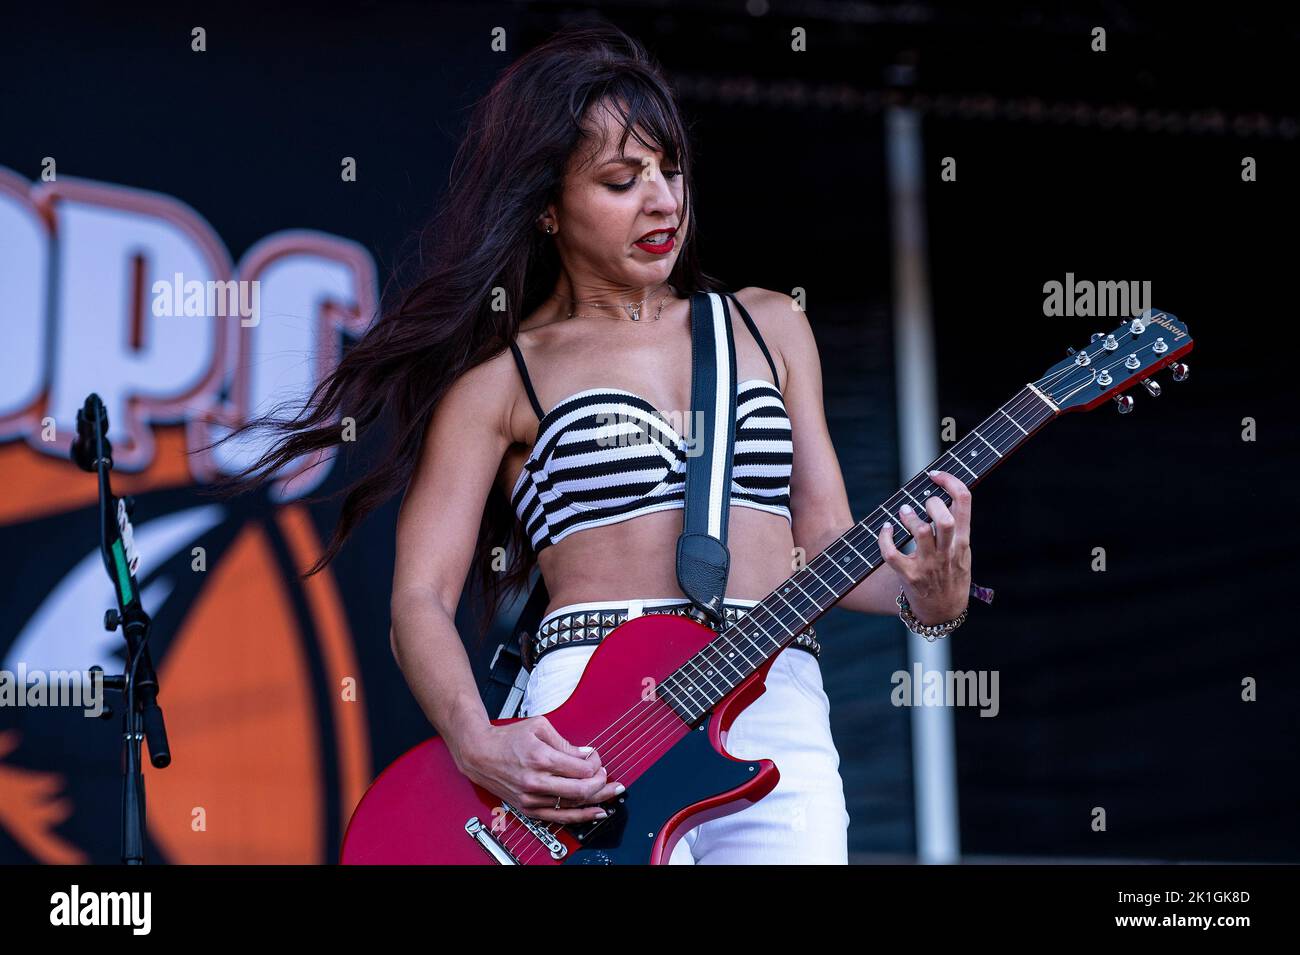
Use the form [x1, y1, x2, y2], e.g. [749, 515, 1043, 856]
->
[897, 589, 968, 642]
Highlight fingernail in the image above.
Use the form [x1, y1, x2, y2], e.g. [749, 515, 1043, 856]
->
[613, 783, 626, 794]
[578, 746, 594, 755]
[900, 504, 913, 514]
[595, 810, 609, 819]
[882, 522, 892, 532]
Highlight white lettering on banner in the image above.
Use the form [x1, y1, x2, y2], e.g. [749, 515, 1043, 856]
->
[0, 167, 378, 502]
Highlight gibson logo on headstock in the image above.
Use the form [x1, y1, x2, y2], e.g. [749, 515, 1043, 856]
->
[1145, 312, 1187, 341]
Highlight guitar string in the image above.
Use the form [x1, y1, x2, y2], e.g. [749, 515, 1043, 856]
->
[504, 322, 1180, 862]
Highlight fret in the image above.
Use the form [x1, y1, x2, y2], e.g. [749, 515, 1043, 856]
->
[842, 538, 872, 566]
[998, 407, 1029, 435]
[656, 683, 696, 724]
[899, 486, 928, 511]
[670, 675, 710, 714]
[804, 564, 834, 594]
[973, 431, 1003, 458]
[941, 451, 979, 480]
[681, 658, 727, 698]
[797, 564, 840, 604]
[701, 641, 747, 682]
[824, 548, 859, 585]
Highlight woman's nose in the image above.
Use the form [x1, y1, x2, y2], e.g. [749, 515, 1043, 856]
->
[643, 169, 678, 213]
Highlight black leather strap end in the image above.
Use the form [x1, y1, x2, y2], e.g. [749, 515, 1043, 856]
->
[676, 532, 729, 628]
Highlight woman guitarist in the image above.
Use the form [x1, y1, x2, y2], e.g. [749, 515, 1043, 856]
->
[221, 22, 973, 864]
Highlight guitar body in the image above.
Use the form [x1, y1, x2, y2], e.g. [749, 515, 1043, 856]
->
[341, 613, 780, 865]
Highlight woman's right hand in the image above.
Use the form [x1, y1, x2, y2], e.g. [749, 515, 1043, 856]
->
[452, 717, 625, 824]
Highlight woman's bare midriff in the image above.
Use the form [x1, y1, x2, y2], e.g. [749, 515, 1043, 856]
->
[526, 506, 797, 620]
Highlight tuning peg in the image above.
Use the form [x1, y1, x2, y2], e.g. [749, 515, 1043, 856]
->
[1169, 362, 1189, 382]
[1114, 395, 1135, 414]
[1066, 346, 1076, 356]
[1142, 379, 1162, 397]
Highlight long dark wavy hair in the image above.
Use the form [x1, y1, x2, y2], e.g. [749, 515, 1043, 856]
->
[200, 20, 726, 640]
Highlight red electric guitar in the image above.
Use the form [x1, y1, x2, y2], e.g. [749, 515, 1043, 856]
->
[341, 310, 1193, 864]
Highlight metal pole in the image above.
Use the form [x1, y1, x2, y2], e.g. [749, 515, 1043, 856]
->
[885, 105, 960, 865]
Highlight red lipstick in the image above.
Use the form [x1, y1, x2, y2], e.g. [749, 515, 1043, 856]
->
[633, 227, 677, 254]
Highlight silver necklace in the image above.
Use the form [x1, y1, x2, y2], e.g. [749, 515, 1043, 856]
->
[554, 283, 675, 322]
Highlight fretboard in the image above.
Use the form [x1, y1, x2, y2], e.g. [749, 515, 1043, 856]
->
[658, 384, 1058, 725]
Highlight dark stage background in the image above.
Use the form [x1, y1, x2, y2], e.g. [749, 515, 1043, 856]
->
[0, 2, 1295, 863]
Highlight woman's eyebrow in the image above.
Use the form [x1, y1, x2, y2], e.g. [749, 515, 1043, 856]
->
[599, 155, 660, 169]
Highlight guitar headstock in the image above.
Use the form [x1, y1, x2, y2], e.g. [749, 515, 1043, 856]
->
[1035, 309, 1193, 414]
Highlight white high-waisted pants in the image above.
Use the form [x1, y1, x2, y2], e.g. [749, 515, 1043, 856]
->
[519, 596, 850, 864]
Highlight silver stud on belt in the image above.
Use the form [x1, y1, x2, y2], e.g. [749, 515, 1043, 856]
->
[526, 603, 820, 669]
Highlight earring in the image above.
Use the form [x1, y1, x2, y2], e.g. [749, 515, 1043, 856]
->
[545, 224, 553, 235]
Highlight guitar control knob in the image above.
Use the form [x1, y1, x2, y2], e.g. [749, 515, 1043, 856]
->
[1169, 362, 1189, 382]
[1142, 379, 1162, 397]
[1114, 395, 1134, 414]
[1124, 353, 1141, 369]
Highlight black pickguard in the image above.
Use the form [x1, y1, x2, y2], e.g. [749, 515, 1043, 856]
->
[559, 718, 759, 865]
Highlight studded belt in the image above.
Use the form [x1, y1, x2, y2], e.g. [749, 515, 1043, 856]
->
[526, 601, 821, 670]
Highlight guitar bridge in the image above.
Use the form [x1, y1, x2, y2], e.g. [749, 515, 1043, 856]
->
[464, 817, 518, 864]
[466, 798, 623, 863]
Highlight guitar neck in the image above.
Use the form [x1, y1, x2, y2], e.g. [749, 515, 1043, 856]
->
[660, 384, 1059, 724]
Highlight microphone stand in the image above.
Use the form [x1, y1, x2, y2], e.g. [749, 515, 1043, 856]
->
[70, 393, 171, 864]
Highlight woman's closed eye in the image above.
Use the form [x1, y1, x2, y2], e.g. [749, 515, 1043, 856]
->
[607, 169, 682, 192]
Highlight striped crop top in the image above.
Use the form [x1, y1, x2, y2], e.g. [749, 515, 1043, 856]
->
[508, 292, 794, 554]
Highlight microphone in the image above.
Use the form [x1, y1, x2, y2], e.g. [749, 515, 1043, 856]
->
[70, 393, 111, 472]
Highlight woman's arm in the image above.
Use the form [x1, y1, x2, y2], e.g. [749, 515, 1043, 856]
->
[389, 354, 514, 756]
[389, 348, 622, 824]
[746, 288, 972, 624]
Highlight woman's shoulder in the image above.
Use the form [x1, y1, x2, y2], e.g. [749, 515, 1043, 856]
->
[728, 286, 803, 382]
[729, 285, 798, 317]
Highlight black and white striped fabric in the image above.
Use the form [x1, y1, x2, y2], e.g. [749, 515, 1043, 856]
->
[509, 294, 792, 555]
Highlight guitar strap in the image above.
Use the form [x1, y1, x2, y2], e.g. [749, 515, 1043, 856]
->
[482, 571, 548, 720]
[675, 290, 738, 630]
[483, 289, 738, 718]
